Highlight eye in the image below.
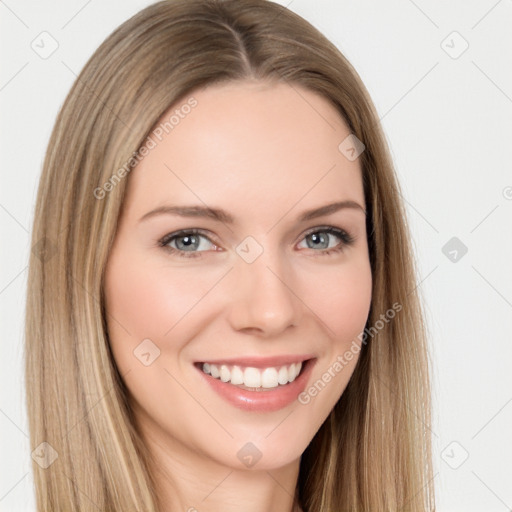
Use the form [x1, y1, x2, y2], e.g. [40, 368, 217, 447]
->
[297, 226, 354, 255]
[158, 226, 355, 259]
[159, 229, 219, 258]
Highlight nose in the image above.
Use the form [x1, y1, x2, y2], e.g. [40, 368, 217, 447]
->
[227, 250, 302, 337]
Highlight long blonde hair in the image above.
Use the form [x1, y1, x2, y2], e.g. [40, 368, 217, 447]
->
[25, 1, 435, 510]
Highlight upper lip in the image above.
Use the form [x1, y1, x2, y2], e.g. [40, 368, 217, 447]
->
[197, 354, 315, 369]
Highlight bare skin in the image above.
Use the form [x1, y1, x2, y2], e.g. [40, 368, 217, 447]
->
[104, 80, 372, 512]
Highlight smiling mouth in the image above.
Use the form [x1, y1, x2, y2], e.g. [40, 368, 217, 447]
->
[194, 360, 310, 391]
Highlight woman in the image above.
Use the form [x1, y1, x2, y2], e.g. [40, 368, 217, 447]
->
[25, 0, 435, 510]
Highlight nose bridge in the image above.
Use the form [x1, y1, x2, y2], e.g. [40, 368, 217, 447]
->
[227, 240, 301, 335]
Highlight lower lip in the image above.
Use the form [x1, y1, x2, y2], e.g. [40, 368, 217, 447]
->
[195, 359, 316, 412]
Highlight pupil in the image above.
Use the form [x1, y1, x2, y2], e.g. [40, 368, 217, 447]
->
[309, 232, 327, 249]
[178, 235, 198, 250]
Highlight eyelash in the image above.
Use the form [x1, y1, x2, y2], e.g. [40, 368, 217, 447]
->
[158, 226, 355, 259]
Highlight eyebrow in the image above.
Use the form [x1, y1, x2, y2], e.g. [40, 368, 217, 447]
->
[139, 200, 366, 224]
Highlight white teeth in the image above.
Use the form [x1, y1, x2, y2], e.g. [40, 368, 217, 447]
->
[201, 361, 303, 389]
[288, 364, 297, 382]
[220, 364, 230, 382]
[210, 364, 220, 379]
[289, 362, 302, 382]
[230, 365, 244, 385]
[244, 367, 261, 387]
[278, 366, 289, 385]
[261, 367, 278, 388]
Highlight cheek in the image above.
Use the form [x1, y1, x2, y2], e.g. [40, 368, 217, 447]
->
[330, 271, 372, 340]
[103, 251, 215, 427]
[299, 257, 372, 343]
[103, 248, 228, 379]
[291, 259, 371, 430]
[104, 253, 213, 342]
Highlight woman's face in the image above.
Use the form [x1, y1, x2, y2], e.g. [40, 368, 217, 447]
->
[104, 80, 372, 471]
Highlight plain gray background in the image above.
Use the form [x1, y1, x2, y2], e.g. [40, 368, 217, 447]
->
[1, 0, 511, 510]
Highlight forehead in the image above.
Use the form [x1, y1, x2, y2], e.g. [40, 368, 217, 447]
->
[123, 80, 364, 223]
